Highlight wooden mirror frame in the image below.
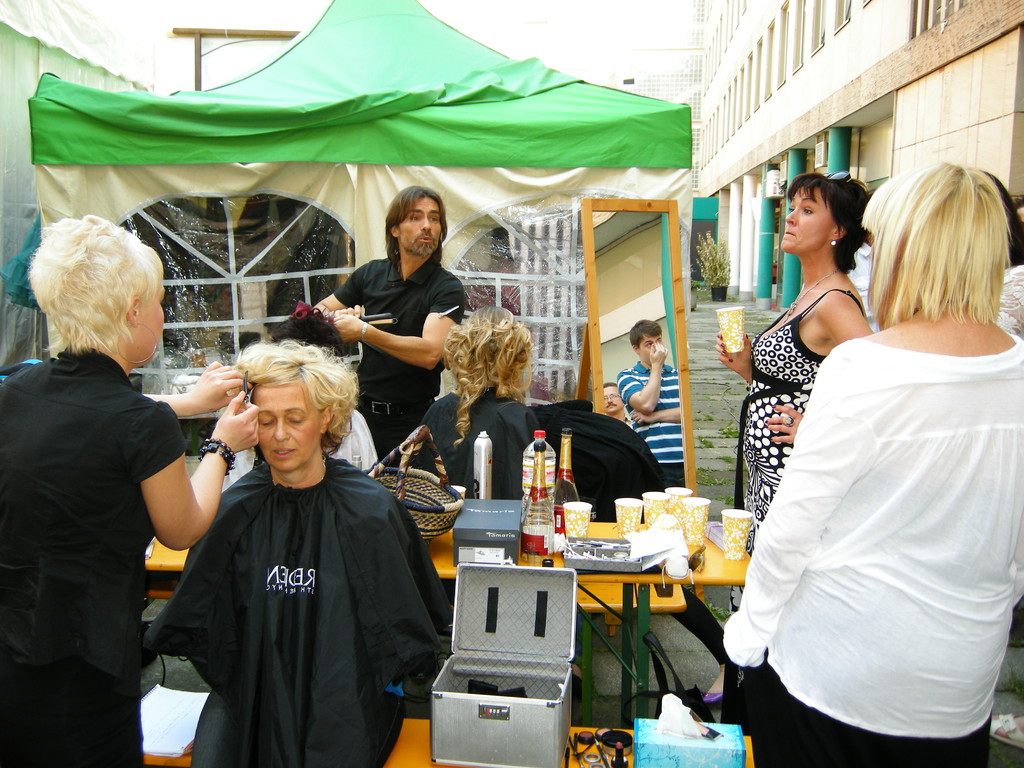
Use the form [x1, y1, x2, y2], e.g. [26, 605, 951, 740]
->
[577, 198, 697, 492]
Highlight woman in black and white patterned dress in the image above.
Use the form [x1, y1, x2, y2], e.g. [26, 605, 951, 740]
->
[718, 172, 873, 555]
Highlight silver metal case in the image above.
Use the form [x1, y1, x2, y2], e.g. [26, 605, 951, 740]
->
[431, 563, 577, 768]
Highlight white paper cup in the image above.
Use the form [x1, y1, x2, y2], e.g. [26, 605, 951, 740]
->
[680, 496, 711, 549]
[451, 485, 467, 498]
[717, 306, 746, 353]
[563, 501, 593, 537]
[614, 498, 644, 536]
[721, 509, 754, 560]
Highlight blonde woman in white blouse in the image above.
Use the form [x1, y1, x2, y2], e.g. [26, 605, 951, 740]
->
[724, 164, 1024, 768]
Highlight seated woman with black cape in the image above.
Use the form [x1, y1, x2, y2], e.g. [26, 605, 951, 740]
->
[147, 340, 451, 768]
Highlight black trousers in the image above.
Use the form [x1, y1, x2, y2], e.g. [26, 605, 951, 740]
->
[657, 462, 686, 490]
[669, 589, 727, 665]
[741, 660, 989, 768]
[359, 401, 431, 460]
[0, 650, 142, 768]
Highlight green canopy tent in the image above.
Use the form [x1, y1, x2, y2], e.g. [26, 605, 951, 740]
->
[28, 0, 692, 400]
[30, 0, 689, 169]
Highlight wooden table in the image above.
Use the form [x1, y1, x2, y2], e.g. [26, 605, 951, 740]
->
[386, 720, 755, 768]
[145, 541, 188, 599]
[145, 720, 755, 767]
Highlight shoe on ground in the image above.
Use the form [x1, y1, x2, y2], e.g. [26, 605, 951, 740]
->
[991, 714, 1024, 750]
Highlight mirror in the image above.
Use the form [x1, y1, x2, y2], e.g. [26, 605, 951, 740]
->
[578, 198, 697, 492]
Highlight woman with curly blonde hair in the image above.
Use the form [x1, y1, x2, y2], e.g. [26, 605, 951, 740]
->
[422, 306, 539, 498]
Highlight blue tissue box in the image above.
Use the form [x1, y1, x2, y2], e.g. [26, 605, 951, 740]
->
[634, 718, 745, 768]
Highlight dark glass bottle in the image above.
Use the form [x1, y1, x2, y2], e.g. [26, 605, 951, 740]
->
[552, 428, 579, 535]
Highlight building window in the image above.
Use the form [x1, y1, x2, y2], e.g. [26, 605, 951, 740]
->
[793, 0, 806, 71]
[912, 0, 966, 36]
[836, 0, 852, 27]
[754, 39, 763, 110]
[778, 4, 789, 86]
[749, 54, 757, 117]
[765, 24, 775, 100]
[811, 0, 827, 50]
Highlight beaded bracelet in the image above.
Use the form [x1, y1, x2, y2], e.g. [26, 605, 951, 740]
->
[199, 437, 236, 471]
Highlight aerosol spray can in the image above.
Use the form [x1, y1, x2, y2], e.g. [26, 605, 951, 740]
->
[473, 430, 493, 499]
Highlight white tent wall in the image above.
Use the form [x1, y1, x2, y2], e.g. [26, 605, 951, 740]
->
[35, 162, 691, 400]
[0, 0, 153, 89]
[0, 19, 146, 365]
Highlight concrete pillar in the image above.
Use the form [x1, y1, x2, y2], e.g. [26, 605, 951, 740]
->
[828, 127, 852, 172]
[780, 149, 808, 309]
[738, 173, 757, 302]
[728, 180, 742, 297]
[757, 195, 777, 310]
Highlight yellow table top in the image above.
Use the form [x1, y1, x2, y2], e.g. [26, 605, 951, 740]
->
[429, 522, 747, 587]
[148, 521, 748, 588]
[147, 540, 188, 572]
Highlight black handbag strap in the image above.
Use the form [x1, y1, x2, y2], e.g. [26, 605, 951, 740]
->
[367, 425, 451, 500]
[620, 631, 715, 724]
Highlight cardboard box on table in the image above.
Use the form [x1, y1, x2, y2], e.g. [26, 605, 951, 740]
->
[633, 718, 746, 768]
[431, 563, 576, 768]
[452, 500, 521, 565]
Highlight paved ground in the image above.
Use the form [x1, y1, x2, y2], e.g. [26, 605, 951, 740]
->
[143, 291, 1024, 765]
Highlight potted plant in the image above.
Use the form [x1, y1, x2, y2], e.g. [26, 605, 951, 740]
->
[695, 232, 730, 302]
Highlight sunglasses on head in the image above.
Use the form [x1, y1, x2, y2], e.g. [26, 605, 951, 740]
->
[825, 170, 852, 182]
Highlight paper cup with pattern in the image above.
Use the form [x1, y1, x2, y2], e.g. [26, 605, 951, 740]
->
[563, 501, 593, 538]
[642, 491, 675, 529]
[614, 498, 644, 536]
[717, 306, 746, 354]
[665, 487, 693, 528]
[721, 509, 754, 560]
[680, 496, 711, 549]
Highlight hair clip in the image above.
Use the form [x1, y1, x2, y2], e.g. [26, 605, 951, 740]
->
[291, 300, 323, 320]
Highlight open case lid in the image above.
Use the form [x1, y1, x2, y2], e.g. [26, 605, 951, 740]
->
[452, 563, 577, 663]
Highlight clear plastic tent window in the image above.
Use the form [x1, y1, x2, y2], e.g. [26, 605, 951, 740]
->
[122, 194, 356, 396]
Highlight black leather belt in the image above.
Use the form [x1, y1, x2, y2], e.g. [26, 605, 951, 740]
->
[361, 398, 432, 417]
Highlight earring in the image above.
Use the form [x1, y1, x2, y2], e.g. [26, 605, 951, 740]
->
[120, 322, 160, 366]
[830, 240, 837, 246]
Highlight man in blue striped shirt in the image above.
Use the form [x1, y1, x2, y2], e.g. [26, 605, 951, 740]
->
[617, 319, 686, 488]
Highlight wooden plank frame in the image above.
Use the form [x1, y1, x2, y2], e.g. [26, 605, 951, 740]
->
[578, 198, 697, 492]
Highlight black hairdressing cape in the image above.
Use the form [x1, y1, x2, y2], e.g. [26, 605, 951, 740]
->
[146, 459, 451, 768]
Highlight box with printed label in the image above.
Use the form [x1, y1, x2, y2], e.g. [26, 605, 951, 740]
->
[431, 563, 576, 768]
[452, 499, 521, 565]
[633, 718, 746, 768]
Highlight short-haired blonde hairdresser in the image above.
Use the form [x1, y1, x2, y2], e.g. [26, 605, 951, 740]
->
[724, 164, 1024, 767]
[0, 215, 258, 766]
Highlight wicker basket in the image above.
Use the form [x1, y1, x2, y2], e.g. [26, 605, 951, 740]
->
[368, 425, 463, 541]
